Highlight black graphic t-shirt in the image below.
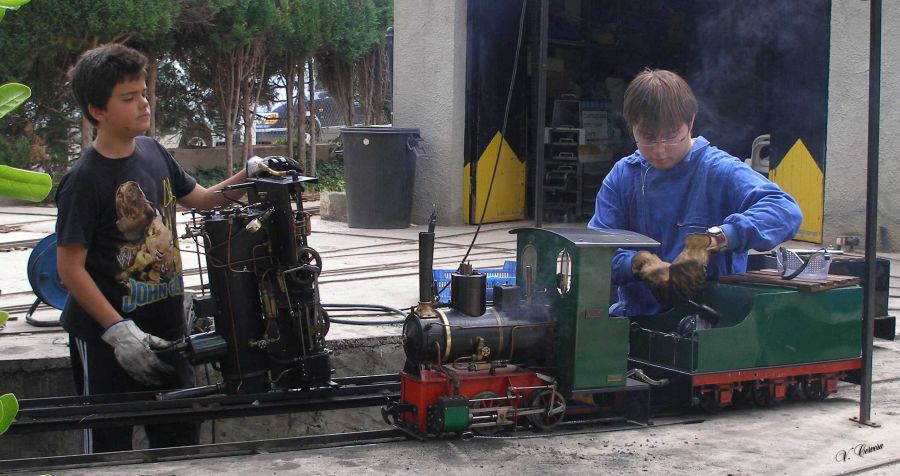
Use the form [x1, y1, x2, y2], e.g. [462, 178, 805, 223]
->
[55, 136, 197, 343]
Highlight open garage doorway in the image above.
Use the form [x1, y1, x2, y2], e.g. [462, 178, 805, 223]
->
[464, 0, 830, 243]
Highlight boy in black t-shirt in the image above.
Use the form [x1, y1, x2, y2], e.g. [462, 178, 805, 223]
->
[56, 44, 260, 453]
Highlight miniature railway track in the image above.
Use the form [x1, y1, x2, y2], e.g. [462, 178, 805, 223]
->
[10, 373, 400, 434]
[1, 373, 404, 472]
[0, 238, 41, 251]
[0, 428, 408, 473]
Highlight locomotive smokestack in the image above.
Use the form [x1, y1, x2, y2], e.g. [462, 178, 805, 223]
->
[416, 208, 438, 318]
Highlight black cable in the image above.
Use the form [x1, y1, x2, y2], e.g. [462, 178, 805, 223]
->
[439, 0, 528, 299]
[322, 303, 406, 325]
[323, 303, 406, 315]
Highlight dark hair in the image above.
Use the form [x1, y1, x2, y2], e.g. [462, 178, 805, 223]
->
[623, 69, 697, 139]
[68, 44, 148, 126]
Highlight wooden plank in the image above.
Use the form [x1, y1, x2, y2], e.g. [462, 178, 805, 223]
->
[718, 269, 859, 292]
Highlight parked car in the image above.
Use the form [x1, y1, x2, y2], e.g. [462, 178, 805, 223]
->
[256, 95, 325, 144]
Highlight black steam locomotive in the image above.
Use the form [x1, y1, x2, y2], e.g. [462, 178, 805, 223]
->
[385, 227, 864, 436]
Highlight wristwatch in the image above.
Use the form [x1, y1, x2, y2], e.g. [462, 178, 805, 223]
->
[705, 226, 728, 252]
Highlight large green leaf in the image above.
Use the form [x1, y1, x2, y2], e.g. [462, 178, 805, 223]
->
[0, 82, 30, 119]
[0, 0, 31, 10]
[0, 165, 51, 201]
[0, 393, 18, 436]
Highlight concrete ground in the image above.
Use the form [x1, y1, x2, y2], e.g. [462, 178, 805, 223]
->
[1, 203, 900, 475]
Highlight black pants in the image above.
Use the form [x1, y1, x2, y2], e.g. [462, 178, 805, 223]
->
[70, 336, 200, 453]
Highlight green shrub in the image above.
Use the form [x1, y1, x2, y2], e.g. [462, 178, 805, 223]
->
[191, 155, 345, 193]
[193, 166, 228, 188]
[0, 134, 31, 168]
[308, 151, 345, 192]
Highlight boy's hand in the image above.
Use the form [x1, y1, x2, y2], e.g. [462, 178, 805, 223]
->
[101, 319, 175, 386]
[632, 251, 672, 306]
[246, 156, 304, 178]
[668, 234, 712, 303]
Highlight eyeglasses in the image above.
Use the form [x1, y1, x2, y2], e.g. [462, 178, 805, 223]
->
[634, 130, 690, 149]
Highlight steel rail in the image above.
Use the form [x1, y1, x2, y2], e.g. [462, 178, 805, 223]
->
[0, 428, 407, 473]
[11, 374, 400, 433]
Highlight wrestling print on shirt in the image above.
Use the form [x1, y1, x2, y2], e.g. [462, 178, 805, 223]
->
[114, 180, 184, 312]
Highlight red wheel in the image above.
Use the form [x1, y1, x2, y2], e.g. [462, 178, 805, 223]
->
[527, 389, 566, 430]
[470, 391, 503, 435]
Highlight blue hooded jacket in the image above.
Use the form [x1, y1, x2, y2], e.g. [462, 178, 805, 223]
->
[588, 136, 803, 316]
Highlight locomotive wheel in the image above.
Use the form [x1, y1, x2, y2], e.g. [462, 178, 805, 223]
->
[470, 391, 503, 435]
[803, 378, 829, 401]
[527, 389, 566, 430]
[752, 383, 773, 407]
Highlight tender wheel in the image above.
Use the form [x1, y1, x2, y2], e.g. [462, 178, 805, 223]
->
[752, 383, 773, 407]
[803, 378, 828, 401]
[786, 381, 804, 400]
[527, 389, 566, 430]
[731, 383, 752, 407]
[470, 391, 503, 435]
[698, 391, 722, 414]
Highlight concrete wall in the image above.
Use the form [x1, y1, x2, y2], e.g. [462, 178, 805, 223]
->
[169, 145, 290, 173]
[823, 4, 899, 251]
[393, 0, 468, 225]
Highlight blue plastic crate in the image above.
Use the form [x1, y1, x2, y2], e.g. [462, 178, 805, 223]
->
[433, 260, 517, 302]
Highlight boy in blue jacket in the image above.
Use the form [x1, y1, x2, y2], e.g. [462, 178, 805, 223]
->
[588, 69, 802, 317]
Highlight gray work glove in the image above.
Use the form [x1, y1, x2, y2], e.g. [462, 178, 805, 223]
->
[246, 155, 303, 178]
[101, 319, 175, 386]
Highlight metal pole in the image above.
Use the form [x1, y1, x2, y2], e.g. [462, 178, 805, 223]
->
[533, 0, 548, 227]
[309, 59, 317, 177]
[854, 0, 881, 428]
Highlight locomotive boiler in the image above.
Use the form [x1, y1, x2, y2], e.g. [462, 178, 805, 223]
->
[175, 173, 331, 394]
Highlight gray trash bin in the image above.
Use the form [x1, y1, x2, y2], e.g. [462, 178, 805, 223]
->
[340, 127, 421, 228]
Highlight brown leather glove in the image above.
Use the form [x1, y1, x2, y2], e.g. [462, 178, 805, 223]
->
[668, 233, 714, 304]
[632, 251, 672, 306]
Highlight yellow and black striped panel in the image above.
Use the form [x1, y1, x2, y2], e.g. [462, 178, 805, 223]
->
[769, 139, 823, 243]
[464, 131, 526, 224]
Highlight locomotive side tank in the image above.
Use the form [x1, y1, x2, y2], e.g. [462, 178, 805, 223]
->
[629, 279, 863, 410]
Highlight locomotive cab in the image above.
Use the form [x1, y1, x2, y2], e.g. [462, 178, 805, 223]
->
[511, 227, 659, 395]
